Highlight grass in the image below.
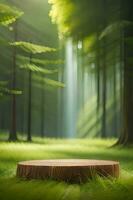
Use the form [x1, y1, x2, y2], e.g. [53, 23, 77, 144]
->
[0, 137, 133, 200]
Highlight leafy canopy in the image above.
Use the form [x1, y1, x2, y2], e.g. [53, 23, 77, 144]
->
[49, 0, 104, 39]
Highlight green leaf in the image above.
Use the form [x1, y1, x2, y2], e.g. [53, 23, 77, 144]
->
[10, 41, 56, 54]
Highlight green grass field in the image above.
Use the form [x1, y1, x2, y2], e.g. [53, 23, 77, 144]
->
[0, 138, 133, 200]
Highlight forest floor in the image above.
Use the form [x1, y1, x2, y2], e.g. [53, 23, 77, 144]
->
[0, 137, 133, 200]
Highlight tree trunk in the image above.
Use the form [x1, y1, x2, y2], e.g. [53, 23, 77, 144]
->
[27, 54, 32, 142]
[9, 21, 18, 141]
[113, 56, 117, 136]
[118, 0, 133, 145]
[101, 0, 107, 138]
[96, 34, 100, 113]
[41, 76, 45, 138]
[101, 38, 107, 138]
[95, 33, 101, 137]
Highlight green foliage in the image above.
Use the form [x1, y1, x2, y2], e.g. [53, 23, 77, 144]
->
[0, 4, 23, 98]
[100, 20, 133, 39]
[17, 55, 64, 65]
[49, 0, 76, 38]
[10, 41, 65, 89]
[49, 0, 104, 39]
[0, 3, 23, 26]
[0, 38, 9, 45]
[8, 89, 22, 95]
[83, 34, 97, 54]
[0, 81, 22, 96]
[0, 87, 22, 96]
[0, 80, 8, 86]
[10, 41, 56, 54]
[20, 63, 58, 74]
[34, 74, 65, 88]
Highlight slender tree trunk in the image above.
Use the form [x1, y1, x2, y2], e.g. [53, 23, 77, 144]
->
[96, 35, 100, 113]
[101, 33, 107, 138]
[95, 33, 101, 137]
[101, 0, 107, 138]
[21, 71, 26, 137]
[9, 21, 18, 141]
[41, 76, 45, 138]
[27, 54, 32, 142]
[101, 44, 107, 138]
[113, 57, 117, 136]
[119, 31, 124, 134]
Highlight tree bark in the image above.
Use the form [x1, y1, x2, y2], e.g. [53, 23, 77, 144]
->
[113, 55, 117, 136]
[101, 38, 107, 138]
[17, 159, 120, 183]
[117, 0, 133, 145]
[101, 0, 107, 138]
[9, 21, 18, 141]
[27, 54, 32, 142]
[41, 76, 45, 138]
[96, 33, 100, 113]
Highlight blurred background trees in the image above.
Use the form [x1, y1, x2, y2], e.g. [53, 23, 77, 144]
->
[0, 0, 133, 145]
[0, 0, 64, 141]
[49, 0, 133, 144]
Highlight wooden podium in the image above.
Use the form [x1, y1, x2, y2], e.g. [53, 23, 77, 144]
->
[17, 159, 120, 183]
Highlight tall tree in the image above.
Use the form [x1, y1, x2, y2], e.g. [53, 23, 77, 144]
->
[27, 53, 32, 142]
[0, 3, 23, 141]
[118, 0, 133, 144]
[101, 0, 107, 138]
[49, 0, 133, 141]
[41, 75, 45, 138]
[11, 41, 64, 141]
[9, 21, 18, 141]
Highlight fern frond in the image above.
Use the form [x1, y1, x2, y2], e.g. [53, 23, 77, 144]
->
[0, 87, 22, 95]
[20, 63, 58, 74]
[10, 41, 56, 54]
[0, 3, 23, 26]
[17, 55, 64, 65]
[34, 75, 65, 88]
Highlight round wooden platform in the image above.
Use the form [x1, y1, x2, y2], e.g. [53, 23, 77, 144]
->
[17, 159, 120, 183]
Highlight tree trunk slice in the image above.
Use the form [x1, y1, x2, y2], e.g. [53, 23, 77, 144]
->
[17, 159, 120, 183]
